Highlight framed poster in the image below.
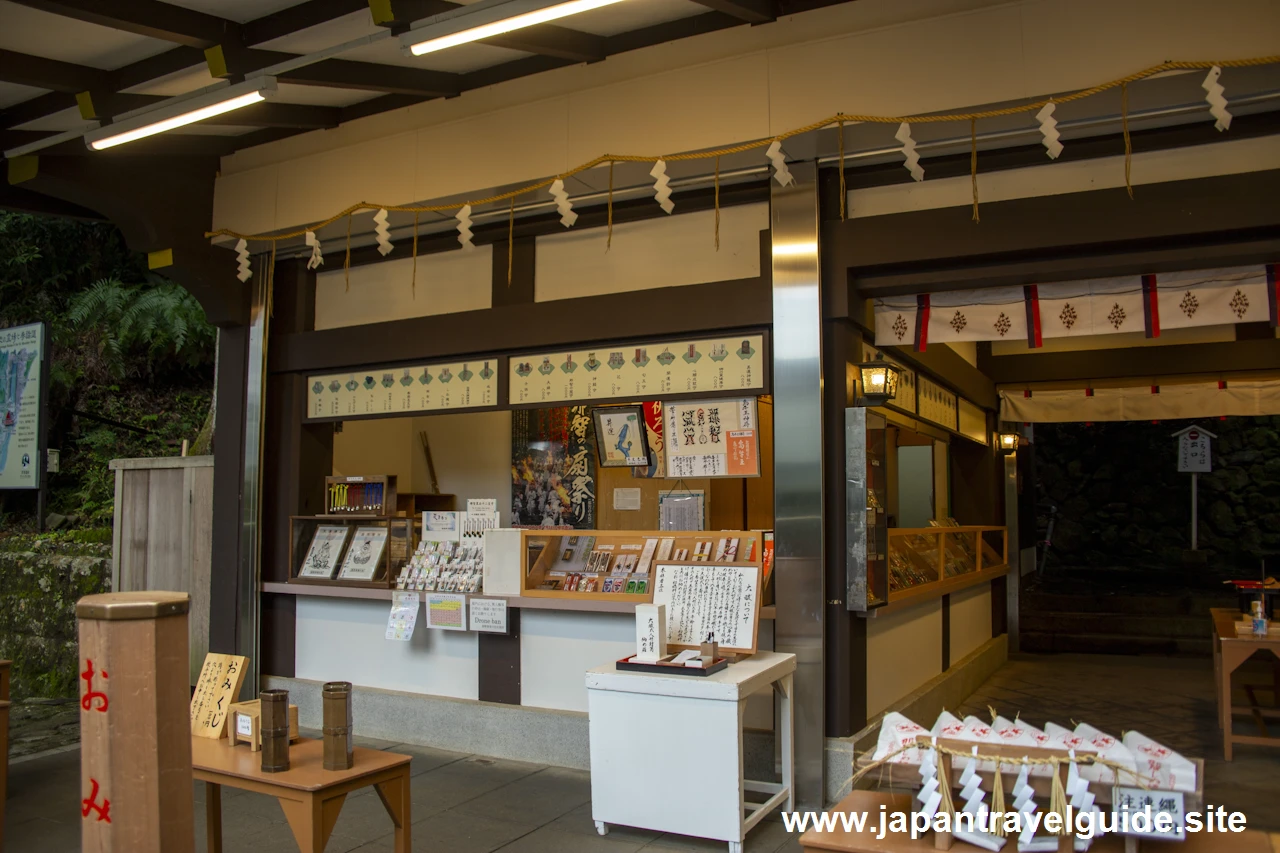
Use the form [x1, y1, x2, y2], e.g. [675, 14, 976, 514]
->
[306, 357, 499, 422]
[593, 405, 652, 468]
[0, 322, 47, 490]
[664, 397, 761, 478]
[338, 526, 388, 581]
[298, 524, 350, 579]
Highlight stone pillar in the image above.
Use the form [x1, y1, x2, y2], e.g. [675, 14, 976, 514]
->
[77, 591, 194, 852]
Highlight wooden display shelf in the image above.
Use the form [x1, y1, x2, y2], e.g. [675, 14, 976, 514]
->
[325, 474, 397, 517]
[876, 564, 1010, 615]
[287, 515, 415, 590]
[520, 528, 767, 603]
[259, 582, 777, 621]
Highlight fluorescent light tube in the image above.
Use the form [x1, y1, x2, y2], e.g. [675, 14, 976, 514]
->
[84, 78, 276, 151]
[403, 0, 627, 56]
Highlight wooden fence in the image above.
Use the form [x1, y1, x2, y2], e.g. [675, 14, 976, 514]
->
[110, 455, 214, 685]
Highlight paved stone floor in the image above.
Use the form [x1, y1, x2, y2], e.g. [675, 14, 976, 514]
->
[5, 653, 1280, 850]
[4, 736, 803, 852]
[955, 652, 1280, 834]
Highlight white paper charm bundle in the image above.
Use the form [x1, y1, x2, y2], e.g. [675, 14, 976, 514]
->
[873, 711, 927, 764]
[994, 716, 1052, 777]
[1067, 722, 1136, 785]
[1123, 730, 1196, 792]
[933, 709, 966, 738]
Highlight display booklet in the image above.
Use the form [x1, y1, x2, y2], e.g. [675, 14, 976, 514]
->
[299, 524, 350, 579]
[339, 526, 389, 581]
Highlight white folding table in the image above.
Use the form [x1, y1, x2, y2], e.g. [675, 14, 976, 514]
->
[585, 651, 796, 853]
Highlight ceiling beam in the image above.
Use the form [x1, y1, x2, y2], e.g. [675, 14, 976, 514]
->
[686, 0, 776, 23]
[241, 0, 370, 46]
[0, 48, 103, 93]
[225, 49, 462, 98]
[372, 0, 607, 62]
[8, 0, 240, 49]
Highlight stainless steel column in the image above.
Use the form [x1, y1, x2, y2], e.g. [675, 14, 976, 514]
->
[771, 162, 825, 808]
[237, 253, 273, 696]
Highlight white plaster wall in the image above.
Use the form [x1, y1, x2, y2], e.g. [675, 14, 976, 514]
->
[412, 411, 514, 525]
[520, 609, 635, 712]
[332, 417, 422, 492]
[950, 582, 994, 664]
[295, 597, 479, 699]
[535, 204, 767, 301]
[213, 0, 1280, 237]
[866, 598, 943, 717]
[315, 246, 492, 330]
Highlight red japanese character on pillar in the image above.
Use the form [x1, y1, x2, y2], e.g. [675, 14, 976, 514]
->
[80, 659, 108, 712]
[82, 778, 112, 823]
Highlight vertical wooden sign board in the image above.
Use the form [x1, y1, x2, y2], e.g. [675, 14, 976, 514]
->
[190, 653, 249, 738]
[77, 591, 195, 852]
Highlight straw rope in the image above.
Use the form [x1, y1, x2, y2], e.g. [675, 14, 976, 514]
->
[205, 55, 1279, 244]
[1122, 81, 1134, 198]
[410, 211, 418, 298]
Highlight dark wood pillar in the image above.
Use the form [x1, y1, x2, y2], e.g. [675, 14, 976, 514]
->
[209, 322, 249, 655]
[261, 260, 329, 677]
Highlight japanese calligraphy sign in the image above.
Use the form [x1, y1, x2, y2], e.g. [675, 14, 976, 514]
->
[663, 397, 760, 478]
[652, 563, 760, 654]
[190, 653, 248, 738]
[305, 357, 499, 422]
[1176, 426, 1213, 473]
[1113, 787, 1186, 840]
[509, 333, 766, 406]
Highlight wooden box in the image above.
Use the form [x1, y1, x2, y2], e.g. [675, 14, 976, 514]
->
[229, 700, 300, 752]
[325, 474, 397, 517]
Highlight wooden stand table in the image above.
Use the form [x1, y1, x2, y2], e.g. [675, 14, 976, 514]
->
[585, 651, 796, 853]
[192, 735, 411, 852]
[1211, 607, 1280, 759]
[799, 791, 1272, 853]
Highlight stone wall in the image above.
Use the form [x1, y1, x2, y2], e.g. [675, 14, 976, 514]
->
[1034, 417, 1280, 573]
[0, 533, 111, 699]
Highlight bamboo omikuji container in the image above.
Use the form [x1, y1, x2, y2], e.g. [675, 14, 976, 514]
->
[260, 689, 291, 773]
[323, 681, 354, 771]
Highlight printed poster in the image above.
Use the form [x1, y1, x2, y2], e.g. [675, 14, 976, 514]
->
[511, 406, 595, 529]
[307, 358, 497, 421]
[299, 524, 350, 579]
[0, 323, 43, 490]
[595, 407, 649, 467]
[386, 591, 420, 641]
[509, 334, 765, 405]
[632, 401, 666, 479]
[426, 592, 467, 631]
[338, 526, 388, 581]
[664, 398, 761, 478]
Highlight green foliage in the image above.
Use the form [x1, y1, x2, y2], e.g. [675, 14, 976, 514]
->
[0, 211, 214, 529]
[66, 277, 216, 380]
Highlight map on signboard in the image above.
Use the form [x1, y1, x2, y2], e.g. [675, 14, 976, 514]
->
[0, 323, 43, 490]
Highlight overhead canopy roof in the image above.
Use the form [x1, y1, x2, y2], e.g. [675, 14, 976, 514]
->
[0, 0, 857, 159]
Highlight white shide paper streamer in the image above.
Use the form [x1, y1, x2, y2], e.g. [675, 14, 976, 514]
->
[456, 204, 474, 250]
[766, 140, 794, 186]
[234, 238, 251, 282]
[895, 122, 924, 181]
[1202, 65, 1232, 131]
[650, 160, 674, 213]
[305, 230, 324, 270]
[1037, 102, 1063, 159]
[373, 208, 393, 256]
[549, 179, 577, 227]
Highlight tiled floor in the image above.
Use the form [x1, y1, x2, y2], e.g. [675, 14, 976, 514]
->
[6, 652, 1280, 850]
[4, 736, 802, 852]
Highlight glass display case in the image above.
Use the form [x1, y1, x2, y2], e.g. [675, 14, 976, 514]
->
[845, 407, 889, 611]
[520, 528, 766, 602]
[287, 516, 416, 589]
[886, 526, 1007, 597]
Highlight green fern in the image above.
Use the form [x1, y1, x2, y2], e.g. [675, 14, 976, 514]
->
[66, 278, 215, 379]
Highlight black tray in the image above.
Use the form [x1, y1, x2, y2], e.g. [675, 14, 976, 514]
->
[615, 655, 729, 677]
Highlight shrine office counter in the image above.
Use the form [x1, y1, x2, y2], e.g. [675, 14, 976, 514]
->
[261, 584, 778, 771]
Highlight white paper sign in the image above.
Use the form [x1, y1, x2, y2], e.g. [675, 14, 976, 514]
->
[1114, 787, 1186, 840]
[613, 487, 642, 511]
[467, 498, 498, 515]
[235, 713, 253, 737]
[468, 597, 508, 633]
[1177, 428, 1212, 473]
[634, 603, 667, 662]
[652, 563, 759, 651]
[386, 591, 420, 641]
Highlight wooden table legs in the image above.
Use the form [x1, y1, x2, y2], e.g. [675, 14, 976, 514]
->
[201, 766, 410, 853]
[1219, 646, 1280, 761]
